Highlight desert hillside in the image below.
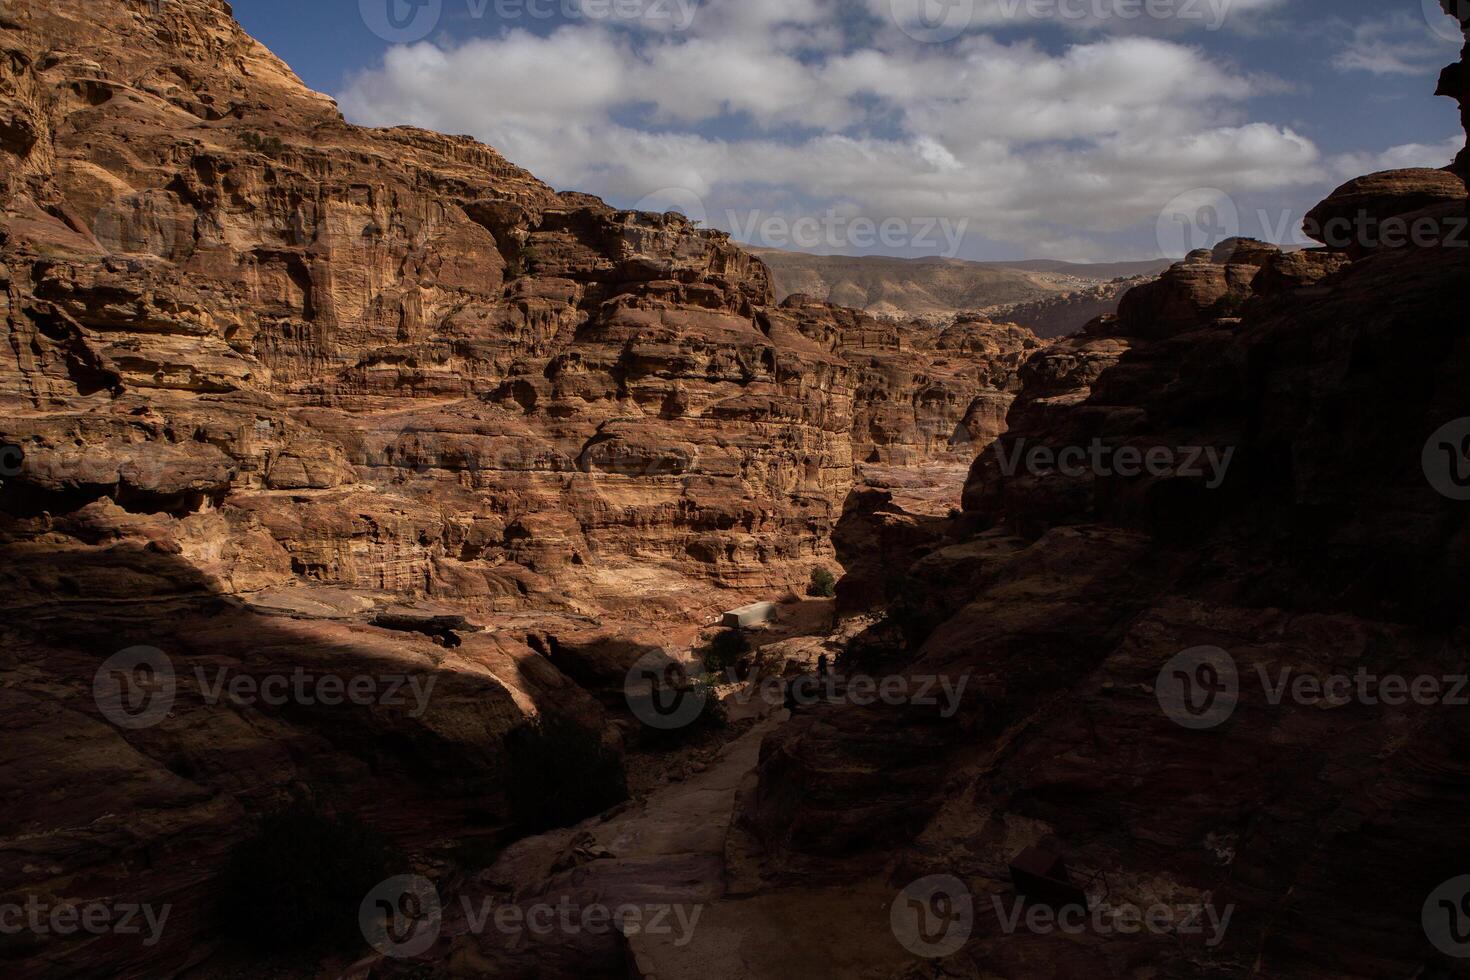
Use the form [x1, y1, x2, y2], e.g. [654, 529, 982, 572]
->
[753, 247, 1166, 327]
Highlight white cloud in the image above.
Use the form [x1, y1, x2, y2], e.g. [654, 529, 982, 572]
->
[1332, 13, 1463, 76]
[881, 0, 1288, 35]
[336, 0, 1408, 259]
[1328, 136, 1464, 180]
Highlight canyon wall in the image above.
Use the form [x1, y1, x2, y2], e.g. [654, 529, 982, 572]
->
[731, 27, 1470, 980]
[0, 2, 1033, 975]
[11, 1, 1468, 977]
[0, 0, 1027, 619]
[987, 274, 1157, 339]
[371, 13, 1470, 978]
[0, 0, 859, 614]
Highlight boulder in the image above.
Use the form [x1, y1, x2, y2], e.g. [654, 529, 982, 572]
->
[1303, 168, 1467, 252]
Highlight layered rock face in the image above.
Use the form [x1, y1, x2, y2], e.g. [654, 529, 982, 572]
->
[0, 2, 1056, 975]
[726, 24, 1470, 980]
[0, 0, 858, 611]
[11, 2, 1469, 979]
[0, 1, 856, 975]
[987, 274, 1157, 339]
[779, 300, 1042, 469]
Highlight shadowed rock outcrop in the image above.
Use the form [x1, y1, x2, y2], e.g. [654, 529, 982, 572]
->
[9, 2, 1470, 978]
[727, 13, 1470, 980]
[988, 274, 1158, 339]
[1440, 0, 1470, 178]
[0, 2, 1051, 975]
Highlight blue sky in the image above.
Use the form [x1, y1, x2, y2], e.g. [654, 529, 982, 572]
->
[232, 0, 1466, 261]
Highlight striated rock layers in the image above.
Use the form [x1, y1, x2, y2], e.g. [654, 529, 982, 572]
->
[775, 298, 1043, 470]
[374, 23, 1470, 980]
[14, 2, 1470, 979]
[987, 274, 1157, 339]
[727, 43, 1470, 980]
[0, 0, 857, 611]
[0, 2, 1047, 976]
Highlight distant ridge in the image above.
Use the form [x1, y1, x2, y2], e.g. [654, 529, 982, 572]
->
[751, 247, 1168, 323]
[993, 257, 1175, 278]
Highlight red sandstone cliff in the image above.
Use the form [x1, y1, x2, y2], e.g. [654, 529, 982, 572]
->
[7, 2, 1469, 978]
[0, 2, 1034, 975]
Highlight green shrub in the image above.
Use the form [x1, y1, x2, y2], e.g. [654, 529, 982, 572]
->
[239, 130, 287, 157]
[1214, 292, 1248, 317]
[631, 670, 729, 748]
[504, 714, 628, 833]
[808, 567, 838, 598]
[216, 804, 397, 953]
[703, 629, 750, 675]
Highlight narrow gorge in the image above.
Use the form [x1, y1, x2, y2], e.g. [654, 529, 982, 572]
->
[3, 1, 1470, 978]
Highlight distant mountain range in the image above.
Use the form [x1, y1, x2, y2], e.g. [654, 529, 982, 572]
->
[752, 248, 1169, 333]
[985, 277, 1156, 339]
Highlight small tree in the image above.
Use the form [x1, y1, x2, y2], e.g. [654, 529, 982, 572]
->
[631, 664, 729, 747]
[239, 130, 286, 157]
[505, 714, 628, 833]
[704, 629, 750, 674]
[808, 567, 838, 598]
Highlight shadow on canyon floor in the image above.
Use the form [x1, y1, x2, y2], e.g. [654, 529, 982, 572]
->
[0, 527, 643, 974]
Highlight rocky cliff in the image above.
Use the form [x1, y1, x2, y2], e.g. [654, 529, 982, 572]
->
[0, 2, 1044, 975]
[724, 23, 1470, 980]
[1441, 0, 1470, 178]
[754, 246, 1165, 322]
[0, 0, 862, 611]
[781, 301, 1042, 470]
[8, 2, 1469, 978]
[987, 274, 1158, 339]
[365, 15, 1470, 980]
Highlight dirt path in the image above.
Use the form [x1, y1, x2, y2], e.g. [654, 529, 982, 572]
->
[467, 696, 911, 978]
[436, 603, 918, 978]
[482, 713, 782, 910]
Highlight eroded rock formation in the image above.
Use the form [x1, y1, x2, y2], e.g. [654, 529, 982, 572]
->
[8, 1, 1470, 978]
[0, 2, 1048, 975]
[735, 83, 1470, 980]
[545, 15, 1470, 980]
[987, 274, 1157, 339]
[1440, 0, 1470, 178]
[405, 12, 1470, 977]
